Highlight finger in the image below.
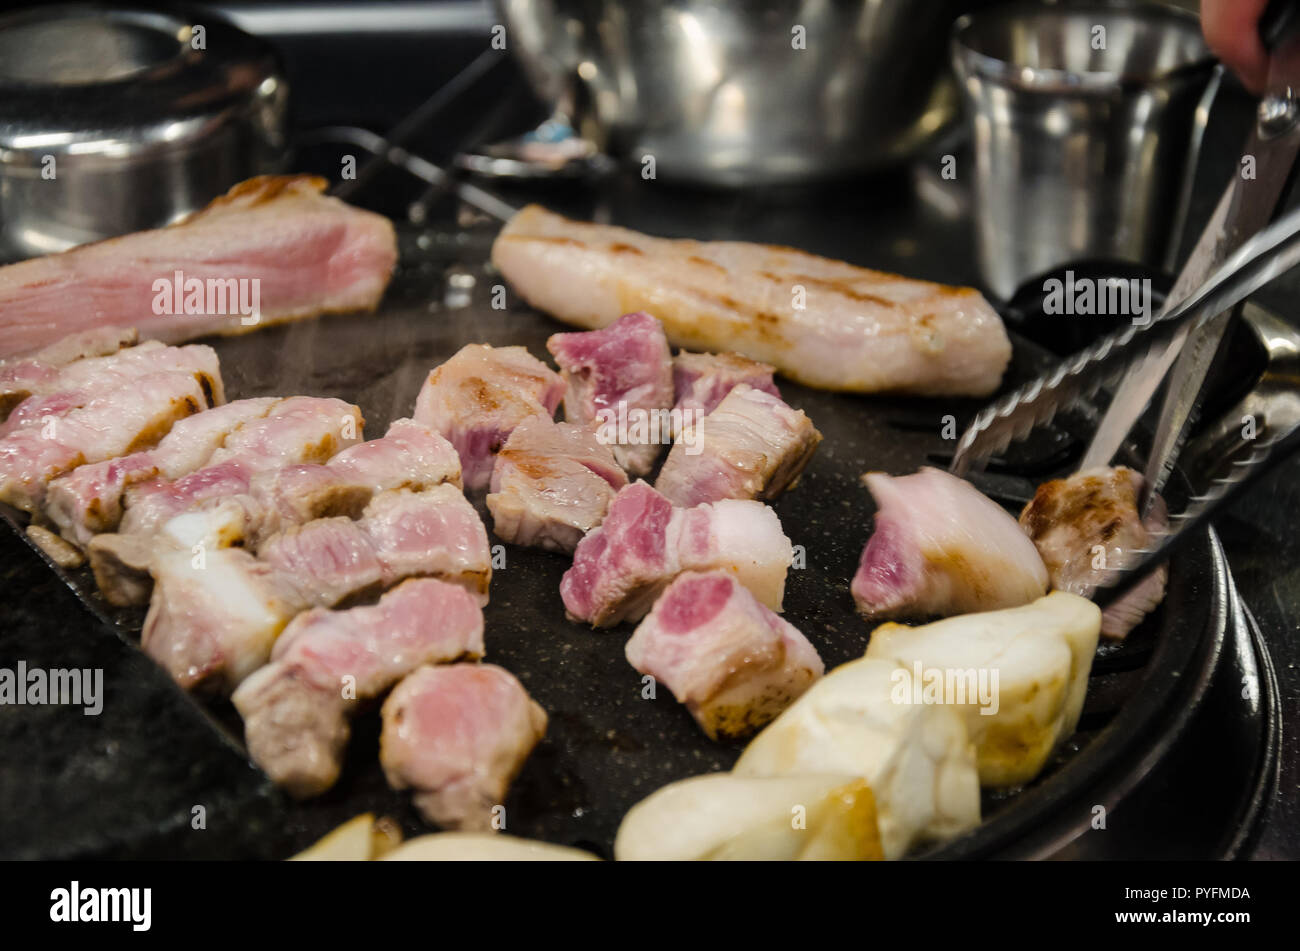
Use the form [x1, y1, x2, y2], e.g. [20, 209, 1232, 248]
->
[1203, 0, 1272, 94]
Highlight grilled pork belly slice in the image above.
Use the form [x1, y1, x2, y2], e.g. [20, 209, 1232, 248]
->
[851, 467, 1049, 621]
[118, 396, 363, 537]
[46, 398, 280, 546]
[90, 397, 364, 605]
[485, 415, 627, 553]
[615, 773, 884, 861]
[380, 664, 547, 831]
[0, 176, 397, 359]
[546, 311, 675, 476]
[672, 349, 780, 420]
[1019, 466, 1169, 640]
[625, 571, 824, 739]
[560, 481, 794, 627]
[233, 578, 485, 798]
[0, 342, 223, 439]
[0, 326, 140, 416]
[655, 384, 822, 507]
[491, 204, 1012, 396]
[734, 656, 981, 859]
[0, 371, 211, 513]
[142, 485, 492, 691]
[865, 592, 1102, 786]
[413, 344, 565, 491]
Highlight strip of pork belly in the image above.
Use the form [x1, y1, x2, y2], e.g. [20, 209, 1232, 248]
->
[0, 371, 211, 513]
[546, 311, 674, 477]
[626, 571, 823, 740]
[655, 384, 822, 507]
[560, 480, 793, 627]
[485, 414, 627, 553]
[118, 396, 363, 537]
[412, 343, 565, 491]
[143, 485, 492, 691]
[380, 664, 547, 831]
[0, 176, 397, 359]
[0, 342, 224, 438]
[851, 467, 1049, 621]
[232, 578, 485, 798]
[90, 397, 363, 605]
[1019, 466, 1168, 640]
[0, 326, 138, 418]
[45, 398, 280, 546]
[490, 204, 1011, 397]
[672, 349, 780, 420]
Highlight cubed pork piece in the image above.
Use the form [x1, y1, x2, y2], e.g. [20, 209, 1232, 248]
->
[0, 341, 223, 438]
[0, 370, 212, 513]
[626, 571, 824, 739]
[380, 664, 547, 831]
[45, 397, 280, 546]
[413, 344, 564, 491]
[560, 481, 793, 627]
[672, 350, 780, 420]
[655, 384, 821, 507]
[1019, 466, 1168, 639]
[0, 326, 139, 418]
[486, 414, 628, 553]
[851, 467, 1049, 621]
[233, 578, 485, 798]
[546, 311, 675, 477]
[142, 485, 492, 692]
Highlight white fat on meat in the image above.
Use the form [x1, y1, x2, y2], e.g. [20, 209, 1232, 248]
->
[412, 343, 564, 491]
[734, 655, 981, 859]
[45, 397, 280, 546]
[851, 467, 1049, 620]
[233, 578, 485, 798]
[625, 571, 823, 739]
[485, 414, 627, 553]
[560, 481, 793, 627]
[655, 383, 821, 507]
[380, 663, 547, 832]
[142, 485, 492, 692]
[0, 370, 211, 513]
[865, 592, 1102, 787]
[546, 311, 675, 477]
[671, 349, 780, 420]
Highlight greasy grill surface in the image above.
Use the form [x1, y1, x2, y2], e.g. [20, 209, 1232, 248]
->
[0, 222, 1209, 859]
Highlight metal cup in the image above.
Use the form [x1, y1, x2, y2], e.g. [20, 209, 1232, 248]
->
[952, 1, 1218, 300]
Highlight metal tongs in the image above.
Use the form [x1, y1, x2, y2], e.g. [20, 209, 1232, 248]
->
[951, 0, 1300, 607]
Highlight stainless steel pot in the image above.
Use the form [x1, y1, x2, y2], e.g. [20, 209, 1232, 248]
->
[0, 4, 288, 259]
[498, 0, 969, 185]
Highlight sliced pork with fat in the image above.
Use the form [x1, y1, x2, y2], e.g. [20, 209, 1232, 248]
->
[233, 578, 485, 798]
[491, 204, 1011, 396]
[412, 343, 565, 491]
[46, 397, 280, 546]
[486, 415, 627, 553]
[0, 176, 397, 359]
[0, 370, 212, 513]
[626, 571, 823, 739]
[560, 480, 793, 627]
[380, 663, 547, 831]
[546, 311, 675, 476]
[672, 349, 780, 420]
[1019, 466, 1168, 639]
[851, 467, 1049, 621]
[0, 326, 139, 417]
[655, 384, 822, 507]
[142, 484, 492, 692]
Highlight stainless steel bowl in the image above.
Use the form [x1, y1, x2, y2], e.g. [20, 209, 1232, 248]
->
[498, 0, 969, 186]
[0, 4, 288, 259]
